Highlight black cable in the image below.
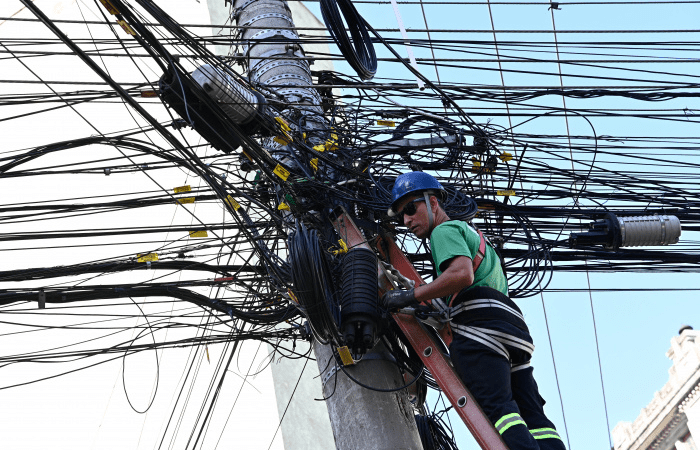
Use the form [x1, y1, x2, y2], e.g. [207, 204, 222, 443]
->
[320, 0, 377, 80]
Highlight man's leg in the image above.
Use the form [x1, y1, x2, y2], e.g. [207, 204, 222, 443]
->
[511, 365, 566, 450]
[449, 334, 540, 450]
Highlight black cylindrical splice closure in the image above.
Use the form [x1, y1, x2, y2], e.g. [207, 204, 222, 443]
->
[340, 247, 379, 355]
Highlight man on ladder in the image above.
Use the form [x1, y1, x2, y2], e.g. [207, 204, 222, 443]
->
[383, 171, 566, 450]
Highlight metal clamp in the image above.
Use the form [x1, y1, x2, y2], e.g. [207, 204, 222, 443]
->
[380, 260, 416, 290]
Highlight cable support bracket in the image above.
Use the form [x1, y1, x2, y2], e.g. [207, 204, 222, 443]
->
[241, 29, 300, 56]
[250, 57, 310, 80]
[239, 12, 295, 29]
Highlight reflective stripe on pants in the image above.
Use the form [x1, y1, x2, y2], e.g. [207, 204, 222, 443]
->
[495, 412, 527, 435]
[531, 427, 563, 440]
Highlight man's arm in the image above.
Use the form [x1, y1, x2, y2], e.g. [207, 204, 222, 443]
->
[414, 255, 474, 303]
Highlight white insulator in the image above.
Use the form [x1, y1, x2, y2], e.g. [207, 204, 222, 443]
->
[618, 215, 681, 247]
[192, 64, 259, 124]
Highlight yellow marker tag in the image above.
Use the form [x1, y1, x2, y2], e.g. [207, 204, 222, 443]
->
[497, 190, 516, 196]
[324, 139, 338, 151]
[189, 230, 208, 238]
[225, 195, 241, 211]
[137, 253, 158, 263]
[206, 346, 210, 363]
[275, 116, 291, 132]
[177, 197, 195, 204]
[174, 185, 191, 193]
[376, 120, 395, 127]
[140, 90, 158, 98]
[117, 19, 136, 36]
[310, 158, 319, 171]
[499, 152, 513, 162]
[99, 0, 120, 14]
[278, 202, 290, 211]
[337, 346, 355, 366]
[241, 149, 253, 161]
[313, 144, 326, 152]
[273, 164, 290, 181]
[273, 135, 292, 146]
[330, 239, 349, 256]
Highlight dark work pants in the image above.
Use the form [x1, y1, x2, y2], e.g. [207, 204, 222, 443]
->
[449, 320, 566, 450]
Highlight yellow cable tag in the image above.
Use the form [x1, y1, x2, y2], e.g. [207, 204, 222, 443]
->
[174, 185, 191, 193]
[310, 158, 319, 172]
[189, 230, 208, 238]
[275, 116, 291, 132]
[137, 253, 158, 263]
[337, 346, 355, 366]
[278, 202, 290, 211]
[497, 190, 516, 196]
[273, 164, 290, 181]
[313, 144, 326, 152]
[376, 120, 395, 127]
[177, 197, 195, 204]
[273, 134, 292, 146]
[330, 239, 349, 256]
[472, 158, 494, 173]
[117, 19, 136, 36]
[499, 152, 513, 162]
[324, 139, 338, 151]
[99, 0, 120, 14]
[273, 117, 293, 145]
[140, 90, 158, 98]
[225, 195, 241, 211]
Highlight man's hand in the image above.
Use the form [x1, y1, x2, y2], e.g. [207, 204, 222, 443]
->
[381, 288, 417, 310]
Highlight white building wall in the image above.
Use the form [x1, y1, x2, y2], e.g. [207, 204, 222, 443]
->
[613, 329, 700, 450]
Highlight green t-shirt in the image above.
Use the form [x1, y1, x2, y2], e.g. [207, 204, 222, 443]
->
[429, 221, 509, 296]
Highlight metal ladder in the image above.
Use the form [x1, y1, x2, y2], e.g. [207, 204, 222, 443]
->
[331, 207, 508, 450]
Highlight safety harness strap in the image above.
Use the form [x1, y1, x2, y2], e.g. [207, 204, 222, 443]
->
[448, 298, 526, 322]
[448, 229, 486, 309]
[473, 229, 487, 274]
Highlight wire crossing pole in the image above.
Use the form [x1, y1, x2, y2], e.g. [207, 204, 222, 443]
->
[231, 0, 422, 448]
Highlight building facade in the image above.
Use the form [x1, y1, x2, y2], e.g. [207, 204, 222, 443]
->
[613, 327, 700, 450]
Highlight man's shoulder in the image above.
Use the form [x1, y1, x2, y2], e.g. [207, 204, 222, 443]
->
[434, 220, 479, 239]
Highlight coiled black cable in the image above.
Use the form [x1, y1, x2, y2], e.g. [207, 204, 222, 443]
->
[288, 222, 342, 345]
[320, 0, 377, 80]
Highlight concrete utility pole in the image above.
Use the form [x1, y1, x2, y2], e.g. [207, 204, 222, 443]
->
[230, 0, 423, 448]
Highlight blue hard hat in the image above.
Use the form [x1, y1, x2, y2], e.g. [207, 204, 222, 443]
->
[388, 172, 446, 216]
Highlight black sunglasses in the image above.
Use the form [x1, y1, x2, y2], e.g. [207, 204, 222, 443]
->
[396, 197, 426, 222]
